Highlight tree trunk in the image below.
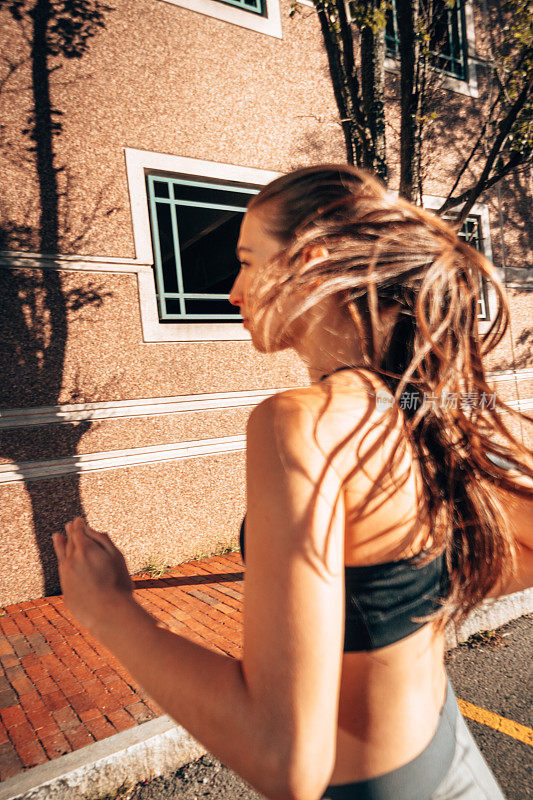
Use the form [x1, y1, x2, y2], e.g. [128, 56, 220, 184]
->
[31, 0, 59, 254]
[360, 3, 388, 181]
[334, 0, 374, 169]
[316, 2, 357, 165]
[315, 1, 376, 170]
[397, 0, 421, 201]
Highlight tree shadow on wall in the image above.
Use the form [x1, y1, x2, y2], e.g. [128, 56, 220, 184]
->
[0, 0, 116, 598]
[514, 329, 533, 369]
[506, 328, 533, 369]
[500, 170, 533, 261]
[496, 327, 533, 372]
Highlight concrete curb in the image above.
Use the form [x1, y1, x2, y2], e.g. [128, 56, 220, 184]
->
[1, 589, 531, 800]
[453, 587, 533, 645]
[0, 717, 206, 800]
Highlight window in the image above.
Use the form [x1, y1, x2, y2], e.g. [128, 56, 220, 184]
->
[124, 149, 280, 342]
[386, 0, 467, 81]
[456, 216, 490, 321]
[146, 175, 258, 322]
[157, 0, 281, 37]
[216, 0, 264, 14]
[421, 195, 495, 326]
[440, 214, 489, 320]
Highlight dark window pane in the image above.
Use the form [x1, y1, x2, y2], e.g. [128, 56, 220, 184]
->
[164, 298, 181, 316]
[147, 175, 261, 323]
[185, 298, 239, 317]
[154, 202, 179, 293]
[215, 0, 264, 15]
[153, 181, 169, 198]
[387, 0, 465, 79]
[177, 206, 243, 294]
[458, 218, 481, 249]
[385, 0, 399, 57]
[173, 182, 256, 209]
[431, 0, 450, 55]
[441, 215, 487, 319]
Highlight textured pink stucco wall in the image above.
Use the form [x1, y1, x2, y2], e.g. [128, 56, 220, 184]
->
[0, 452, 247, 606]
[0, 0, 530, 604]
[0, 269, 309, 410]
[0, 0, 344, 257]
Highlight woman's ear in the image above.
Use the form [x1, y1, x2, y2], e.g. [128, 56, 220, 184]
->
[300, 245, 329, 272]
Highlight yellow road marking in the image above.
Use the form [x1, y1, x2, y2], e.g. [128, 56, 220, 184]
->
[457, 698, 533, 746]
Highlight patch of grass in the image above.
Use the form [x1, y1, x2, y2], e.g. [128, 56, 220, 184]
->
[136, 541, 240, 577]
[460, 629, 508, 649]
[196, 542, 240, 560]
[89, 781, 132, 800]
[136, 556, 172, 578]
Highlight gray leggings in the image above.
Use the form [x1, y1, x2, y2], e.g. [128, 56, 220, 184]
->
[321, 678, 506, 800]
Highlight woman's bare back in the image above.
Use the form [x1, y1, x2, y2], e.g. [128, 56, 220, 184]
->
[291, 368, 448, 785]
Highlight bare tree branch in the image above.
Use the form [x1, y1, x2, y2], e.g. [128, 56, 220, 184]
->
[441, 151, 529, 227]
[439, 70, 533, 218]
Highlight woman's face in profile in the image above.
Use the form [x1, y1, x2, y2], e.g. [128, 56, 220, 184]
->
[230, 208, 284, 346]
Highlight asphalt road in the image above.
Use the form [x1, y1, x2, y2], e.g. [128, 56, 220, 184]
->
[124, 614, 532, 800]
[445, 614, 532, 799]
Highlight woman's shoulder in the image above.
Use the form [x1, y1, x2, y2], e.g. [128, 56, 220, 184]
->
[248, 368, 400, 465]
[251, 368, 391, 423]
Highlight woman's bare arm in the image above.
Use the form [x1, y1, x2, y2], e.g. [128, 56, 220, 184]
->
[242, 392, 346, 799]
[54, 391, 346, 800]
[485, 482, 533, 598]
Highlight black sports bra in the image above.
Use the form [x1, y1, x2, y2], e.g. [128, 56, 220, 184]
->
[239, 517, 449, 652]
[239, 366, 449, 651]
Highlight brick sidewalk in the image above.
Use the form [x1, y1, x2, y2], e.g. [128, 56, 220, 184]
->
[0, 552, 244, 782]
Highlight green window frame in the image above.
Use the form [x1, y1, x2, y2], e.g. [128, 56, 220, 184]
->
[386, 0, 467, 81]
[456, 215, 490, 320]
[146, 176, 488, 324]
[214, 0, 265, 14]
[146, 175, 259, 322]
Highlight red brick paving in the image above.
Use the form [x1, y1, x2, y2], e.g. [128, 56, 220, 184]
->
[0, 552, 244, 782]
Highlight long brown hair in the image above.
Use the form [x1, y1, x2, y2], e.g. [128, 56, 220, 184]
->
[247, 164, 533, 627]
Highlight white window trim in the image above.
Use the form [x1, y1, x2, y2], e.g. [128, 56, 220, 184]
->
[158, 0, 282, 38]
[124, 148, 280, 343]
[422, 195, 497, 332]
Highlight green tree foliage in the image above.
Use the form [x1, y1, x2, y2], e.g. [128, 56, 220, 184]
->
[294, 0, 532, 216]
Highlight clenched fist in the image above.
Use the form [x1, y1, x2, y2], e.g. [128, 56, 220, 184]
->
[52, 517, 134, 636]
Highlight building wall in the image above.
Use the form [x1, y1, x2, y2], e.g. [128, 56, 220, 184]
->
[0, 0, 343, 257]
[0, 0, 531, 605]
[0, 258, 310, 605]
